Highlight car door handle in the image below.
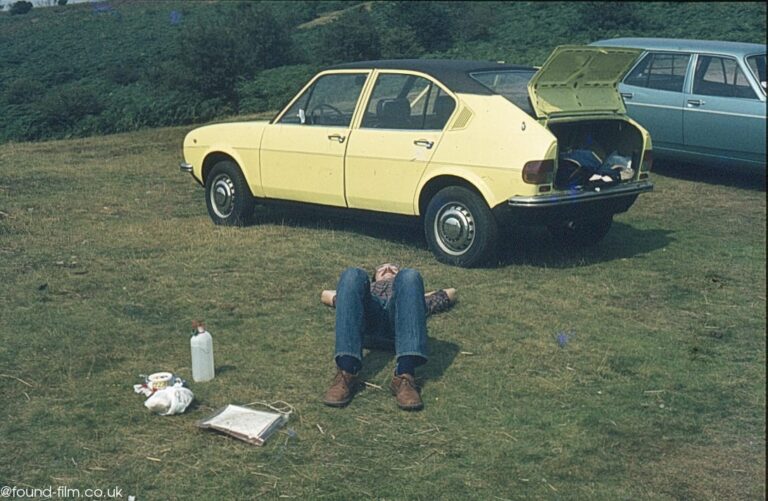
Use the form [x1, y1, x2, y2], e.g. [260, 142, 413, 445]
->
[327, 134, 346, 143]
[687, 99, 706, 106]
[414, 139, 434, 149]
[620, 92, 633, 100]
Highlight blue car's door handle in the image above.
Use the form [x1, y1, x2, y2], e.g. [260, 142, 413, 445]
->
[687, 99, 706, 106]
[620, 92, 633, 99]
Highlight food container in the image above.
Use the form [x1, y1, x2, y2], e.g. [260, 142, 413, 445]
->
[148, 372, 173, 390]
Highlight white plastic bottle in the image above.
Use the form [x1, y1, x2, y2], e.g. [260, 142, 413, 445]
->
[190, 320, 215, 382]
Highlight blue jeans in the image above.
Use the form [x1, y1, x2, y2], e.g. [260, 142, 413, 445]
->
[334, 267, 428, 368]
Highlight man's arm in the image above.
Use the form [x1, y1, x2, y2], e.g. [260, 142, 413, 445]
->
[321, 288, 457, 309]
[428, 288, 457, 303]
[425, 288, 457, 314]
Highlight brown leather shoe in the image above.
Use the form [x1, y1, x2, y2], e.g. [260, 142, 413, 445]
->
[323, 369, 359, 407]
[389, 373, 424, 411]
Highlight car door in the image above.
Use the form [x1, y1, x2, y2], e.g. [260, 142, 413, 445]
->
[684, 54, 766, 165]
[260, 71, 369, 206]
[344, 72, 455, 214]
[619, 52, 691, 151]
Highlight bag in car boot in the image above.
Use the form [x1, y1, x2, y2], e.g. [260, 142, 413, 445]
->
[557, 149, 621, 189]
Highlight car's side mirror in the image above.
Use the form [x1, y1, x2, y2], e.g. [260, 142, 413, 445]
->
[298, 108, 306, 124]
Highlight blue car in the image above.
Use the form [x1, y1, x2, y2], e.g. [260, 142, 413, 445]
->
[591, 38, 766, 171]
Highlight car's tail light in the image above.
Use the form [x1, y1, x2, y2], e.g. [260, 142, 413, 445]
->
[640, 150, 653, 172]
[522, 159, 554, 184]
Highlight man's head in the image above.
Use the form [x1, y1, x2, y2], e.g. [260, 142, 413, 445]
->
[374, 263, 400, 282]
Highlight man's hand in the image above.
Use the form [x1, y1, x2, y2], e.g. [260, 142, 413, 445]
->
[321, 290, 337, 307]
[443, 288, 457, 305]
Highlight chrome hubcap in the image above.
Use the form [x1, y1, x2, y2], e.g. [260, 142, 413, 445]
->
[434, 202, 475, 255]
[210, 174, 235, 218]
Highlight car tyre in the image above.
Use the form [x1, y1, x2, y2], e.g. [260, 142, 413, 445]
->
[205, 160, 255, 226]
[548, 214, 613, 247]
[425, 186, 498, 267]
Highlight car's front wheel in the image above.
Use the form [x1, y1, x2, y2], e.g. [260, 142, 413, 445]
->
[424, 186, 498, 267]
[548, 214, 613, 247]
[204, 160, 255, 226]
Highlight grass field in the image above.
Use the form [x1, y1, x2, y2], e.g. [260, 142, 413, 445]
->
[0, 127, 765, 500]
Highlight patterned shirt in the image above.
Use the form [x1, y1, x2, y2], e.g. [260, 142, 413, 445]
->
[369, 277, 452, 316]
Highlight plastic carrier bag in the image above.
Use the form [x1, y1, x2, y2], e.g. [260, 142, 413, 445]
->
[144, 385, 194, 416]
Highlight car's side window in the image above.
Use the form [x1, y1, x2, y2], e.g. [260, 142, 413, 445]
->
[279, 73, 367, 126]
[361, 74, 455, 130]
[746, 54, 766, 93]
[624, 53, 690, 92]
[693, 56, 757, 99]
[422, 86, 456, 130]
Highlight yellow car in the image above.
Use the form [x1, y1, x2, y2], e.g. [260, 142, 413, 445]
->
[180, 46, 653, 267]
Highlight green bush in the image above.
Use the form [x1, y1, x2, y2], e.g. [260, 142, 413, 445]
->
[0, 104, 45, 141]
[317, 6, 380, 63]
[105, 61, 141, 86]
[377, 25, 423, 59]
[177, 2, 294, 104]
[237, 64, 318, 114]
[376, 1, 454, 53]
[576, 1, 640, 36]
[447, 2, 495, 42]
[36, 83, 103, 132]
[9, 1, 32, 15]
[41, 65, 78, 86]
[3, 78, 45, 105]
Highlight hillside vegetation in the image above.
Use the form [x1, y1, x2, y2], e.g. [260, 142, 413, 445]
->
[1, 0, 765, 143]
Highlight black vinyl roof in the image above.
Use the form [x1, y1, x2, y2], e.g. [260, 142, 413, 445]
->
[327, 59, 536, 95]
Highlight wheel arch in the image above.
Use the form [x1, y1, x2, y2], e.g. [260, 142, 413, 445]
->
[202, 151, 261, 198]
[202, 152, 239, 185]
[417, 175, 492, 217]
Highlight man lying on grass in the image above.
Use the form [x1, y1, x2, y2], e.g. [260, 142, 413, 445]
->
[320, 263, 456, 411]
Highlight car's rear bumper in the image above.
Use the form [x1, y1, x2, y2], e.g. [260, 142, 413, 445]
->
[493, 180, 653, 226]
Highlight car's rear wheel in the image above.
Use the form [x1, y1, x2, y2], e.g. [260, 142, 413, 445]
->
[205, 160, 255, 226]
[424, 186, 498, 267]
[548, 214, 613, 247]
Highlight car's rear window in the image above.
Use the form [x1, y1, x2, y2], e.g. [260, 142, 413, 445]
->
[469, 70, 537, 116]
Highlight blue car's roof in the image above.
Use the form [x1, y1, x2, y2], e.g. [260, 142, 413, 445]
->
[591, 38, 766, 58]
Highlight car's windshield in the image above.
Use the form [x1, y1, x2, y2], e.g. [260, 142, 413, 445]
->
[746, 54, 766, 94]
[469, 70, 537, 116]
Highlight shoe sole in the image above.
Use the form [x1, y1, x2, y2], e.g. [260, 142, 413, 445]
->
[323, 397, 352, 407]
[396, 402, 424, 411]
